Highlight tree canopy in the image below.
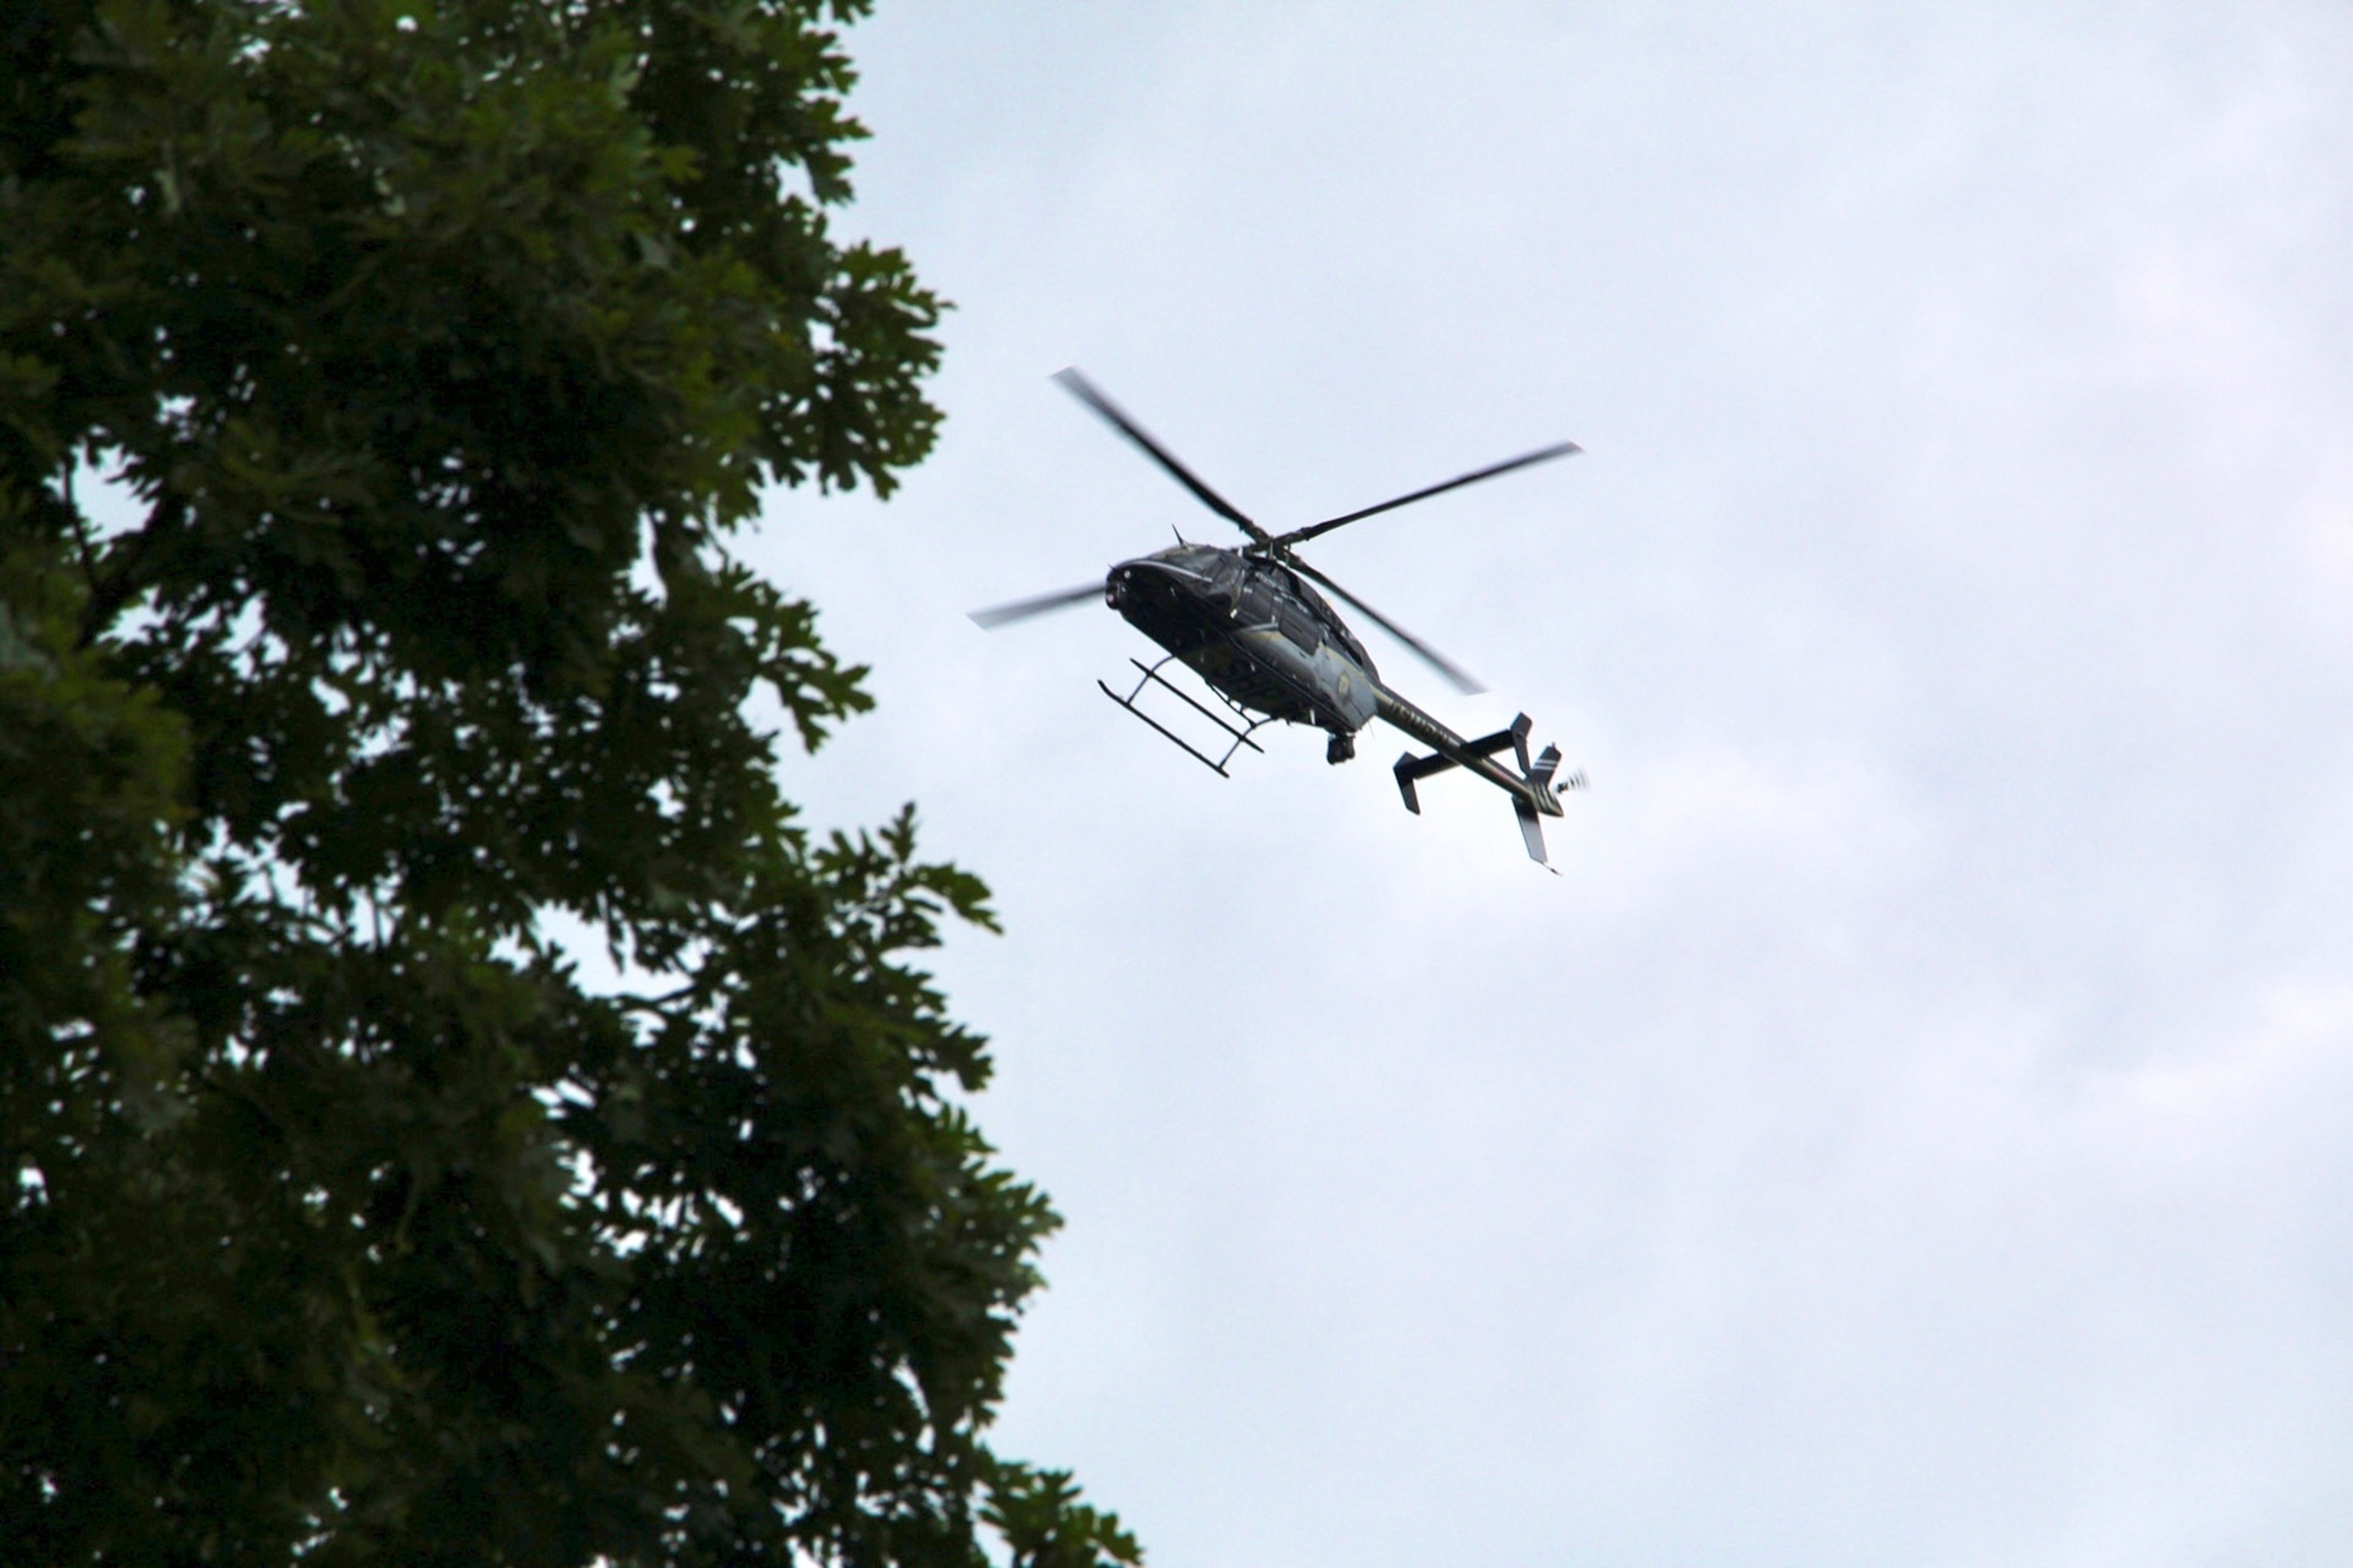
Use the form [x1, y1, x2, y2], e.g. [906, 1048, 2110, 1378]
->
[0, 2, 1135, 1563]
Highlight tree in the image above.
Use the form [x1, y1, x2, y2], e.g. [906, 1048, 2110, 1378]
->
[0, 3, 1138, 1563]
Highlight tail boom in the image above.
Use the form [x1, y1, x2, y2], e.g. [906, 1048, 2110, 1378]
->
[1374, 684, 1576, 866]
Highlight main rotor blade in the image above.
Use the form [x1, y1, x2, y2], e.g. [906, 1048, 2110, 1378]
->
[969, 581, 1105, 629]
[1054, 368, 1271, 545]
[1287, 557, 1486, 696]
[1266, 440, 1582, 550]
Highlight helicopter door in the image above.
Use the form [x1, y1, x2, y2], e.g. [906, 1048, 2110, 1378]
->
[1276, 604, 1320, 652]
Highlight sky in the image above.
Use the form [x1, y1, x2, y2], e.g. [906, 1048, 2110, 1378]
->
[748, 5, 2353, 1566]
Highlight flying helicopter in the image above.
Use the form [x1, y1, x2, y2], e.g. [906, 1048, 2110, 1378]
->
[972, 369, 1587, 866]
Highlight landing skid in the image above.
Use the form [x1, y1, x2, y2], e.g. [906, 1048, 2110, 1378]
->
[1099, 656, 1272, 777]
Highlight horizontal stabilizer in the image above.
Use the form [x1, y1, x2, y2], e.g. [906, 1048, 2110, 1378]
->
[1392, 748, 1460, 813]
[1463, 713, 1534, 774]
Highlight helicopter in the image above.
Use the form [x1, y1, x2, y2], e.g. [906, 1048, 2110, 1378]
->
[972, 369, 1587, 866]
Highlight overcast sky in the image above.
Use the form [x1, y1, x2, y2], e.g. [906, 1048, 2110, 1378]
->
[754, 5, 2353, 1565]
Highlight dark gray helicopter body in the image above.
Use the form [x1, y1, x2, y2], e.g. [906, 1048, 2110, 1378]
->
[974, 371, 1587, 866]
[1106, 545, 1379, 742]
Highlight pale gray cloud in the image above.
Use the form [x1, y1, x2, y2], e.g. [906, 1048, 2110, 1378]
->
[758, 5, 2353, 1564]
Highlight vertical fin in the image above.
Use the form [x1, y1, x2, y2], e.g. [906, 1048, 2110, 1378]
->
[1514, 797, 1556, 869]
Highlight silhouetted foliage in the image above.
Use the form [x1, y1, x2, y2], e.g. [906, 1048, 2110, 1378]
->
[0, 3, 1138, 1563]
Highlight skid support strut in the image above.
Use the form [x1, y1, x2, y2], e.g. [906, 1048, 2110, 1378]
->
[1099, 657, 1271, 777]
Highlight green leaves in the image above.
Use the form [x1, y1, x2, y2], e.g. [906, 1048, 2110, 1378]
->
[0, 3, 1123, 1563]
[988, 1464, 1147, 1568]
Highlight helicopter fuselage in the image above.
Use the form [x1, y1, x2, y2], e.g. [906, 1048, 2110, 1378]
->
[1105, 544, 1380, 746]
[1101, 542, 1568, 831]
